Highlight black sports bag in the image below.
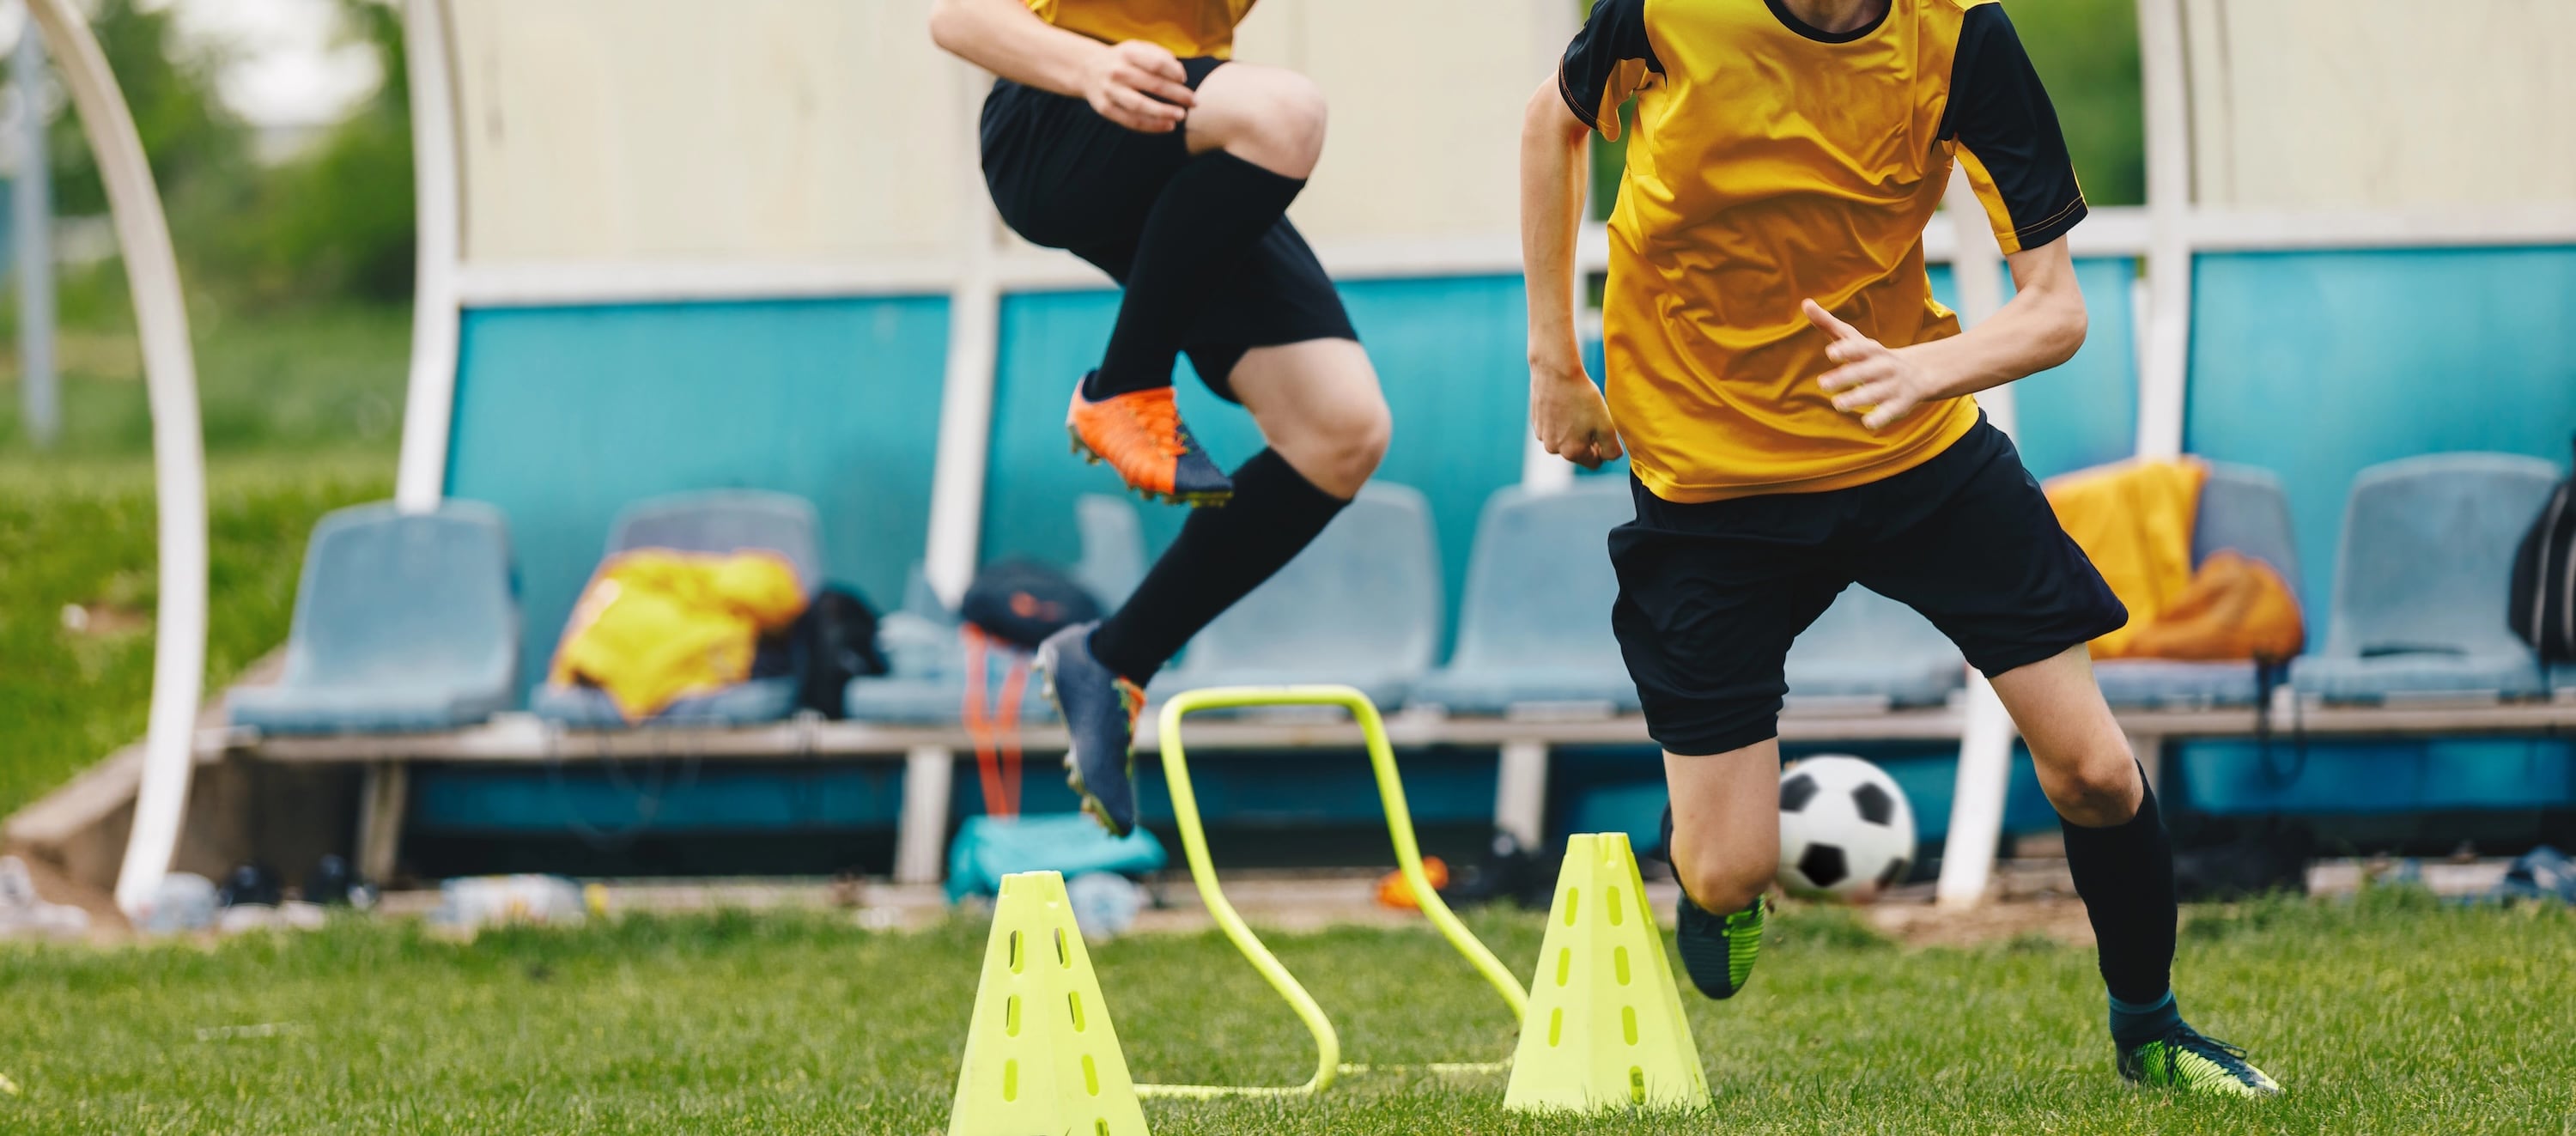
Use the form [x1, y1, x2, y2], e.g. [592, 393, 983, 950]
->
[960, 558, 1103, 651]
[2508, 432, 2576, 666]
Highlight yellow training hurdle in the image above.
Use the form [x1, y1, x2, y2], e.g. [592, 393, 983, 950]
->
[1136, 684, 1530, 1099]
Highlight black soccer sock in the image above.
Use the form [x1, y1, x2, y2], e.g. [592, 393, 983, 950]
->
[2060, 764, 2181, 1041]
[1087, 448, 1346, 683]
[1089, 152, 1307, 399]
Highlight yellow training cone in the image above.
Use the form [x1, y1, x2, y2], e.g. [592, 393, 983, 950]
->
[947, 871, 1150, 1136]
[1503, 833, 1710, 1113]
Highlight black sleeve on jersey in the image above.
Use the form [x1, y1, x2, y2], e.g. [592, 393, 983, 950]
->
[1558, 0, 1662, 134]
[1939, 3, 2087, 252]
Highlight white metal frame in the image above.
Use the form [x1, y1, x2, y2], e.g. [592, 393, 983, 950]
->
[21, 0, 212, 917]
[323, 0, 2576, 894]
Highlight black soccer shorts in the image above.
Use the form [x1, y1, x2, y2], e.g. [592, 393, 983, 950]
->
[977, 57, 1356, 401]
[1609, 414, 2129, 756]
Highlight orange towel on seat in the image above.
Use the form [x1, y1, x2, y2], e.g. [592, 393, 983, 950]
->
[2123, 550, 2305, 662]
[548, 550, 808, 721]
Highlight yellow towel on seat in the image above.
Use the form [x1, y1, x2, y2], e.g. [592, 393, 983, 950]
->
[2044, 459, 2208, 659]
[548, 550, 808, 722]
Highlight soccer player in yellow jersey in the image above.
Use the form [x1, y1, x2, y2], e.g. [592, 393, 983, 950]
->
[1521, 0, 2279, 1097]
[931, 0, 1392, 839]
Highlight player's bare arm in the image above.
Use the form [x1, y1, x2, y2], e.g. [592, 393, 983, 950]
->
[1519, 78, 1621, 471]
[1808, 235, 2087, 431]
[928, 0, 1193, 133]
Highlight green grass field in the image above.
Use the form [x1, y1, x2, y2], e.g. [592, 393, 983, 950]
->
[0, 302, 404, 819]
[2, 890, 2569, 1134]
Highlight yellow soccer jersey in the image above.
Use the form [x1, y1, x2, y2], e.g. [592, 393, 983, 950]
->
[1027, 0, 1257, 60]
[1562, 0, 2087, 501]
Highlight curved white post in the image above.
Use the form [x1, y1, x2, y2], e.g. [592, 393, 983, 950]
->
[25, 0, 210, 915]
[394, 0, 463, 512]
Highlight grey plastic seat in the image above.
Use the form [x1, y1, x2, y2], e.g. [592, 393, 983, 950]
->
[2095, 463, 2302, 708]
[844, 496, 1141, 726]
[1783, 586, 1965, 708]
[535, 490, 821, 728]
[1072, 494, 1148, 609]
[228, 501, 519, 734]
[2291, 453, 2557, 702]
[1409, 481, 1637, 715]
[1149, 483, 1442, 709]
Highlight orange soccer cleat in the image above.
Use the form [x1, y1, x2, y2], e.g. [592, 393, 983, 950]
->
[1066, 374, 1233, 507]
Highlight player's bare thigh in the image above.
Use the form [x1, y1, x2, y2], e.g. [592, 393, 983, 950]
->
[1986, 645, 2143, 827]
[1664, 739, 1783, 914]
[1227, 339, 1388, 498]
[1185, 63, 1327, 178]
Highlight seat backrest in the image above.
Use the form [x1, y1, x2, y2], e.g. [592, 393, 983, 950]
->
[1449, 481, 1631, 669]
[1072, 494, 1148, 610]
[2192, 462, 2302, 604]
[286, 501, 518, 686]
[606, 490, 823, 593]
[1176, 483, 1443, 677]
[2326, 453, 2559, 658]
[1789, 585, 1959, 666]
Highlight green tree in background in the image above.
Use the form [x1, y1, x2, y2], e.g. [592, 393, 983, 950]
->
[38, 0, 249, 221]
[213, 0, 415, 305]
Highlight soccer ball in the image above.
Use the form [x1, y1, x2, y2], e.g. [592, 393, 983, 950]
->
[1776, 755, 1917, 902]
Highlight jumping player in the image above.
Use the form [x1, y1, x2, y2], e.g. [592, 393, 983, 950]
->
[1520, 0, 2278, 1097]
[931, 0, 1391, 835]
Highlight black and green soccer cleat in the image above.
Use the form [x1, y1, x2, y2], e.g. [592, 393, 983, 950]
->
[2117, 1025, 2281, 1098]
[1674, 891, 1765, 999]
[1662, 804, 1766, 999]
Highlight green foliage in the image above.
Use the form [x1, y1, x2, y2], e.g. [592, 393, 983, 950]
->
[202, 0, 416, 306]
[0, 900, 2570, 1133]
[33, 0, 250, 221]
[9, 0, 414, 309]
[2009, 0, 2146, 207]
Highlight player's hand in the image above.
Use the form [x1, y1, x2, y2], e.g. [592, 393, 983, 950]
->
[1530, 360, 1623, 471]
[1806, 299, 1939, 432]
[1080, 40, 1195, 134]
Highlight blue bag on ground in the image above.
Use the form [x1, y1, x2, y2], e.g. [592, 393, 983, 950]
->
[945, 813, 1167, 902]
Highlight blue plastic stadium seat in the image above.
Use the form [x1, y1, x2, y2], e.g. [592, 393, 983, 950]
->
[2291, 454, 2557, 702]
[1149, 483, 1442, 709]
[1072, 494, 1147, 609]
[1784, 586, 1965, 708]
[2555, 665, 2576, 696]
[228, 501, 519, 734]
[2094, 462, 2301, 708]
[843, 496, 1139, 726]
[535, 489, 822, 728]
[1409, 481, 1637, 715]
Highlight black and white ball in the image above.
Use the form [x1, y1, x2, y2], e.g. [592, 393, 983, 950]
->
[1776, 755, 1917, 902]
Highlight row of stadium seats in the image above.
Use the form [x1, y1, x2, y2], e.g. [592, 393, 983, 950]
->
[228, 453, 2572, 737]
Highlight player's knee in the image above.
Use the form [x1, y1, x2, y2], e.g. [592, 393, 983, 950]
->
[1678, 854, 1772, 915]
[1227, 72, 1327, 177]
[2044, 749, 2140, 826]
[1316, 390, 1390, 486]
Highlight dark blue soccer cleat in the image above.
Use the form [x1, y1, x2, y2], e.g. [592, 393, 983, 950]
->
[1036, 622, 1147, 837]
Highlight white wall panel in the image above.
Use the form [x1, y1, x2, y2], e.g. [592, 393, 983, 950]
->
[1233, 0, 1561, 245]
[2184, 0, 2576, 208]
[449, 0, 968, 264]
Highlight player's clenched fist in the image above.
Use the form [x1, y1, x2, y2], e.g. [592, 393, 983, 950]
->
[1082, 40, 1196, 133]
[1530, 361, 1625, 471]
